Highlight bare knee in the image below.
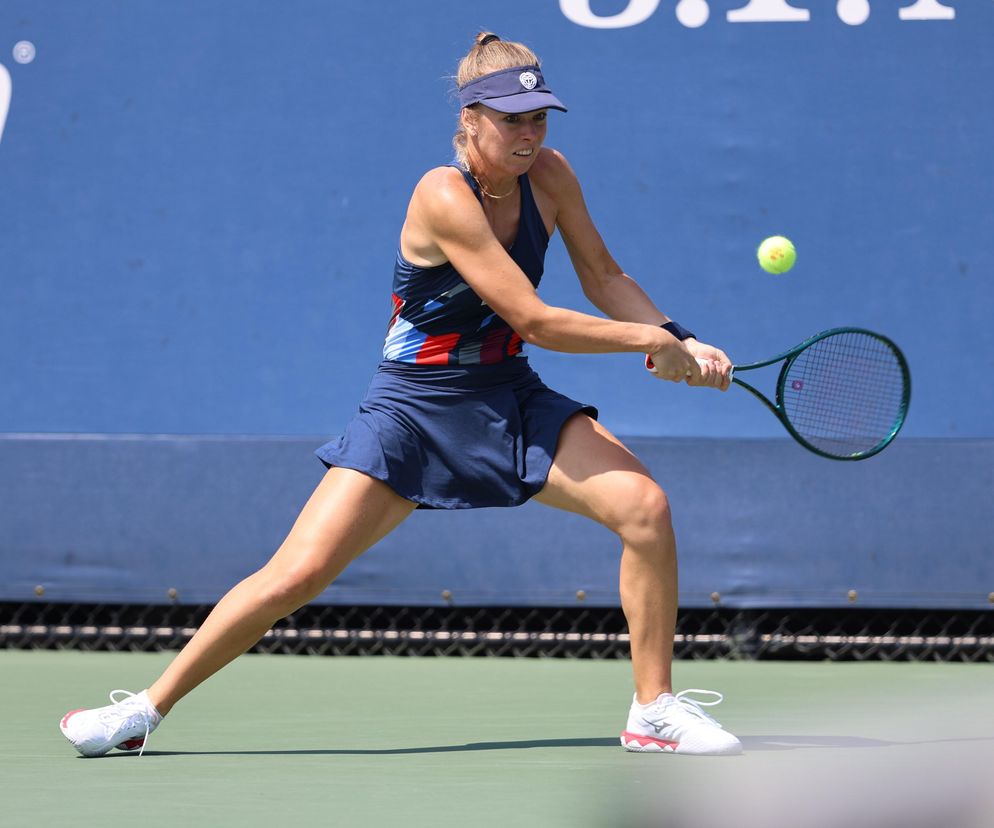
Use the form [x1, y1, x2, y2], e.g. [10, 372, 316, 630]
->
[255, 546, 340, 616]
[608, 479, 673, 549]
[255, 571, 319, 617]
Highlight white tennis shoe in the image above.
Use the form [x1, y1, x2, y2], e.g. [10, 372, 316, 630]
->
[60, 689, 162, 757]
[620, 688, 742, 755]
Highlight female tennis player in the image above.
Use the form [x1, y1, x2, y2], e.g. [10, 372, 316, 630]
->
[60, 33, 740, 757]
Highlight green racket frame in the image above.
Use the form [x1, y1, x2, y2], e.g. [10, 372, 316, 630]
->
[730, 326, 912, 461]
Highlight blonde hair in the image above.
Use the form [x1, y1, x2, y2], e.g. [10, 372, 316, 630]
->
[452, 32, 541, 168]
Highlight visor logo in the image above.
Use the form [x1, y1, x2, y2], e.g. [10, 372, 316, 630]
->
[519, 71, 538, 90]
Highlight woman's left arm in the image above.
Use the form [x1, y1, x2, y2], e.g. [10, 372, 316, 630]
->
[537, 149, 731, 389]
[538, 150, 667, 325]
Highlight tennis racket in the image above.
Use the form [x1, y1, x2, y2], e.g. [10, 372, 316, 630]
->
[647, 327, 911, 460]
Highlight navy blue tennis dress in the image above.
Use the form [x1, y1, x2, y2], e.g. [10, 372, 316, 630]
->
[315, 166, 597, 509]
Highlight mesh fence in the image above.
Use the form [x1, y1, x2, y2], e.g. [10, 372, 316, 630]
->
[2, 602, 992, 661]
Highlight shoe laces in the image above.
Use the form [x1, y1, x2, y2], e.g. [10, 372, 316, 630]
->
[667, 689, 726, 728]
[99, 689, 154, 757]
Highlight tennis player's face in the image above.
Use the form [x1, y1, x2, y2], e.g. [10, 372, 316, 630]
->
[471, 106, 548, 175]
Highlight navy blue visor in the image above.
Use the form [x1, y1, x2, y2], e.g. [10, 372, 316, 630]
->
[458, 66, 567, 114]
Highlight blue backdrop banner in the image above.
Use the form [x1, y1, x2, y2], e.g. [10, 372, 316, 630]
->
[1, 2, 991, 608]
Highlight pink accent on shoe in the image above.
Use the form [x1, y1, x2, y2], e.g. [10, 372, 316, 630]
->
[60, 710, 85, 729]
[116, 737, 146, 751]
[621, 731, 680, 751]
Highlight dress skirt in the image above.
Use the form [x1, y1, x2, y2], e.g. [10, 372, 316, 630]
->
[315, 358, 598, 509]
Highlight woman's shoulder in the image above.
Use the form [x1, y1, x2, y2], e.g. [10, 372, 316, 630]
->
[528, 147, 581, 197]
[407, 166, 483, 238]
[415, 164, 471, 191]
[411, 165, 476, 207]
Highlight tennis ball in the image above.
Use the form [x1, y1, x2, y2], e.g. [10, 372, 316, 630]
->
[757, 236, 796, 274]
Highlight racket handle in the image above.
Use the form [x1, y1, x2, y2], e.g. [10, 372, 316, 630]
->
[644, 356, 734, 379]
[700, 357, 734, 380]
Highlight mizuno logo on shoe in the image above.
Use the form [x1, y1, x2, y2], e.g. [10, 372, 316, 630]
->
[640, 717, 675, 734]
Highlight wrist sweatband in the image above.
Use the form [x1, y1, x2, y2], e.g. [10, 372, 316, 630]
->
[660, 321, 696, 341]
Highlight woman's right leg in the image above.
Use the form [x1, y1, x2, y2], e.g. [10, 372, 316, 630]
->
[147, 467, 416, 715]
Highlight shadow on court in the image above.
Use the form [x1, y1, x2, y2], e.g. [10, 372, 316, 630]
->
[88, 733, 994, 758]
[96, 736, 620, 757]
[95, 734, 994, 759]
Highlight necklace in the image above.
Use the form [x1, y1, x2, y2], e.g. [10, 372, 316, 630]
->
[467, 168, 518, 200]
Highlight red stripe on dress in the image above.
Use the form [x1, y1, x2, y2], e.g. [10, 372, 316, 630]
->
[480, 326, 510, 365]
[387, 293, 404, 333]
[506, 332, 523, 357]
[416, 332, 460, 364]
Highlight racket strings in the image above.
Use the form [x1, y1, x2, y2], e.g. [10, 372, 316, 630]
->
[787, 356, 904, 438]
[780, 331, 907, 458]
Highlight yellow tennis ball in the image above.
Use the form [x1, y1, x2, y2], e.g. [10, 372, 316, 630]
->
[757, 236, 796, 274]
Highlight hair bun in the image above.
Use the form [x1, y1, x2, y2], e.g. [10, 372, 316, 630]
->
[478, 33, 501, 46]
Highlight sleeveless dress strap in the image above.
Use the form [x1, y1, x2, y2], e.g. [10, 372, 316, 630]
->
[515, 172, 548, 245]
[447, 163, 483, 203]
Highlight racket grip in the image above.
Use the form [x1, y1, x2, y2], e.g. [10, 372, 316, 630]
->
[644, 356, 734, 379]
[699, 358, 735, 380]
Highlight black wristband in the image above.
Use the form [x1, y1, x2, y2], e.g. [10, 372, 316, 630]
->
[660, 321, 696, 341]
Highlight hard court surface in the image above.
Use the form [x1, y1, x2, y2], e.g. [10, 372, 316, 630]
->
[2, 651, 992, 828]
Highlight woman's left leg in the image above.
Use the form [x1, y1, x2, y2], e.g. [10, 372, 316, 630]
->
[533, 413, 741, 755]
[532, 413, 677, 704]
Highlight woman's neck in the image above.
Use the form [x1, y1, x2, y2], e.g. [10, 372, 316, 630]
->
[464, 154, 518, 200]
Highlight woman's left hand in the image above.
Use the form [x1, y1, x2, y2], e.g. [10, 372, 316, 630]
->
[683, 340, 733, 391]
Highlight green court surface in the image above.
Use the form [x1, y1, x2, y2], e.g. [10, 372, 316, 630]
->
[2, 651, 992, 828]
